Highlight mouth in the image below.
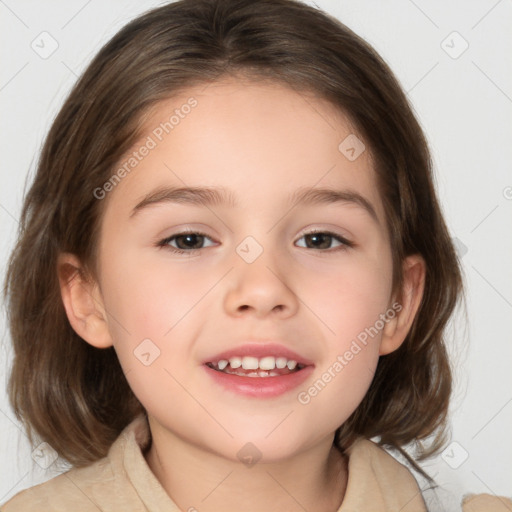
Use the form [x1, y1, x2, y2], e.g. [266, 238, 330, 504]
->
[205, 356, 307, 378]
[202, 343, 315, 397]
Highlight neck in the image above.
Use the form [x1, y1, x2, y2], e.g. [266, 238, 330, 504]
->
[144, 416, 348, 512]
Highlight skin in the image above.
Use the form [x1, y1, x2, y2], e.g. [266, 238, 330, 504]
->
[58, 76, 425, 512]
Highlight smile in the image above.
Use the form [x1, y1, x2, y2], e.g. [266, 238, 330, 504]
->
[206, 355, 306, 377]
[203, 358, 313, 398]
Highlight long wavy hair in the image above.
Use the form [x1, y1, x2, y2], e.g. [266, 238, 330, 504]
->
[4, 0, 463, 473]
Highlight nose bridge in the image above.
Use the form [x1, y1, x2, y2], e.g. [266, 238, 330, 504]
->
[224, 232, 299, 316]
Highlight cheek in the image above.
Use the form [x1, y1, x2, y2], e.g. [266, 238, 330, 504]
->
[296, 344, 379, 437]
[97, 249, 207, 412]
[293, 259, 390, 424]
[309, 259, 392, 426]
[100, 248, 212, 339]
[294, 253, 391, 410]
[96, 246, 220, 394]
[298, 253, 393, 343]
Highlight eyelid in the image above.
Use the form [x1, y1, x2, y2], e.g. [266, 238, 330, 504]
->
[297, 226, 354, 244]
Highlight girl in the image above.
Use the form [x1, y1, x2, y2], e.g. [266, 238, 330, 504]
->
[2, 0, 508, 510]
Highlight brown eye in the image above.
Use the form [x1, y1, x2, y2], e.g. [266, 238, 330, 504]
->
[158, 231, 216, 253]
[172, 233, 206, 250]
[295, 231, 353, 251]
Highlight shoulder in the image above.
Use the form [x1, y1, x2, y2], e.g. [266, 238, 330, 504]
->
[341, 439, 512, 512]
[1, 415, 151, 512]
[0, 457, 114, 511]
[347, 438, 422, 487]
[340, 438, 427, 511]
[461, 493, 512, 511]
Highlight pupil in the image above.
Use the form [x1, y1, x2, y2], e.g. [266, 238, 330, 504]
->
[178, 234, 203, 249]
[308, 233, 330, 249]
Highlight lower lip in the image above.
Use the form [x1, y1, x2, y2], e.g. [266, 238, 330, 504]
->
[203, 364, 314, 398]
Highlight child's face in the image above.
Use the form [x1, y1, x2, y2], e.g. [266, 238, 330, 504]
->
[88, 77, 402, 461]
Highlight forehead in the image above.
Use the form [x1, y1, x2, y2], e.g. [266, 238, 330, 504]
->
[103, 76, 384, 222]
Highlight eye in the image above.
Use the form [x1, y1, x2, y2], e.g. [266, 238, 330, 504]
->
[157, 231, 217, 254]
[157, 229, 353, 255]
[295, 230, 353, 251]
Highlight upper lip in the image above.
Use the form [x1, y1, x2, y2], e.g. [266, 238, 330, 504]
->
[203, 343, 315, 366]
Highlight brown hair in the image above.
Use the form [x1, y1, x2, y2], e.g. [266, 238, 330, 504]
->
[4, 0, 463, 472]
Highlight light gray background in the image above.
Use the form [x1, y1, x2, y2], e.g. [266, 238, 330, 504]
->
[1, 0, 511, 510]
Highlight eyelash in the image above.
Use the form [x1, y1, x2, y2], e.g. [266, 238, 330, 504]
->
[156, 229, 354, 255]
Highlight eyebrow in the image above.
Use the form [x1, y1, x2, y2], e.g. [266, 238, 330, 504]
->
[130, 185, 378, 223]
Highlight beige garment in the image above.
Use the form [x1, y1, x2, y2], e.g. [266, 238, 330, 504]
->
[461, 493, 512, 512]
[1, 415, 509, 511]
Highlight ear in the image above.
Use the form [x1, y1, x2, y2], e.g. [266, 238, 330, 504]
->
[379, 254, 426, 356]
[57, 253, 113, 349]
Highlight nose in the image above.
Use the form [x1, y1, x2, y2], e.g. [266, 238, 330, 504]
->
[223, 245, 300, 319]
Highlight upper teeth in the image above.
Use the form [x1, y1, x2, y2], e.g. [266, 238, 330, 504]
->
[215, 356, 299, 371]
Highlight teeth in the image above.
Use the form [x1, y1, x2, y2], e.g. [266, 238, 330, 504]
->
[229, 357, 242, 369]
[287, 360, 297, 370]
[259, 356, 275, 370]
[241, 356, 259, 370]
[213, 355, 302, 372]
[276, 357, 288, 369]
